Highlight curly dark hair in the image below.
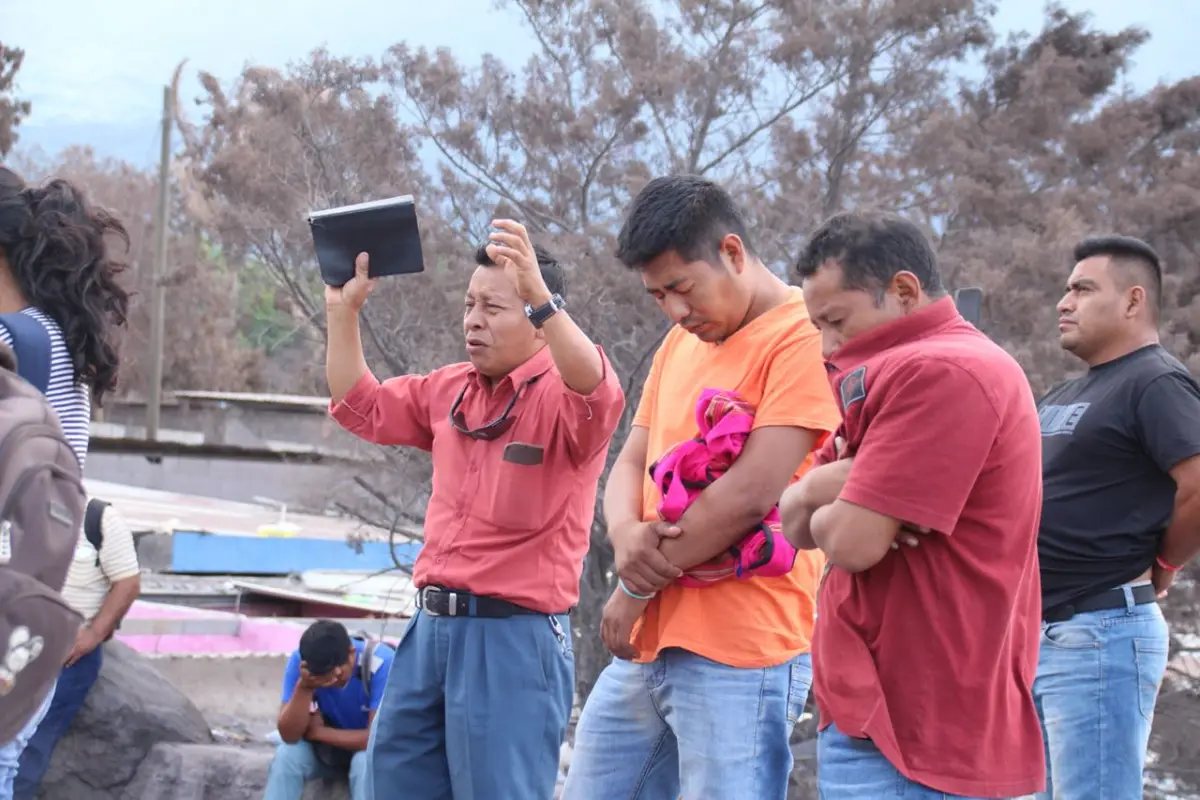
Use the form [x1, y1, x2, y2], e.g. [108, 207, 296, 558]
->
[0, 166, 130, 405]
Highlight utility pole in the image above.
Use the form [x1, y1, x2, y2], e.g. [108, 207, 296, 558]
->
[145, 82, 171, 442]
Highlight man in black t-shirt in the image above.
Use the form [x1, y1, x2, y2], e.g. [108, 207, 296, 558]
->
[1034, 235, 1200, 800]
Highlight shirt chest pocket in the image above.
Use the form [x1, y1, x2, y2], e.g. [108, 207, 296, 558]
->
[483, 441, 550, 532]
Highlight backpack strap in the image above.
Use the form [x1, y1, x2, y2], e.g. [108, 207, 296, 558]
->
[84, 499, 109, 567]
[0, 312, 53, 395]
[352, 633, 378, 698]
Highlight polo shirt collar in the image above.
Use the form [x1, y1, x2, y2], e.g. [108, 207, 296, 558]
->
[468, 344, 554, 391]
[827, 296, 962, 372]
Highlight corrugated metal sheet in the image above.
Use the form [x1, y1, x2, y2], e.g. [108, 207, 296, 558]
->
[84, 479, 421, 542]
[170, 390, 331, 410]
[232, 574, 415, 617]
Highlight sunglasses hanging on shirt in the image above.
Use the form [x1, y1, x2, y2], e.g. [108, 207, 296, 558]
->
[448, 376, 540, 441]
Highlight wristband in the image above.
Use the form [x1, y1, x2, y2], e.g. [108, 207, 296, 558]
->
[618, 578, 655, 601]
[1156, 554, 1182, 572]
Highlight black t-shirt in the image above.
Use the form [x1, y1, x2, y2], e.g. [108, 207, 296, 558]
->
[1037, 344, 1200, 609]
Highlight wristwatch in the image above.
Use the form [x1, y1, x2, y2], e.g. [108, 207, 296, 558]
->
[525, 294, 567, 329]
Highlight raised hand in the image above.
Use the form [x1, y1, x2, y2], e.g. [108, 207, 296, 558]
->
[485, 219, 551, 306]
[325, 252, 378, 315]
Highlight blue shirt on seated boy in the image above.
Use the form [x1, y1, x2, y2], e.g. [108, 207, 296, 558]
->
[264, 620, 394, 800]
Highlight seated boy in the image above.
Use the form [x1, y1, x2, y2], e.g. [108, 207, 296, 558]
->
[265, 620, 394, 800]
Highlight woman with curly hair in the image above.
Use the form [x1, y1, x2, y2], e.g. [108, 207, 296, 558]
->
[0, 164, 130, 800]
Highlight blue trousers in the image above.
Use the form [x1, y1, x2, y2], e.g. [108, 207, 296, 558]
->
[14, 647, 103, 799]
[368, 611, 574, 799]
[563, 650, 812, 800]
[0, 687, 54, 800]
[1033, 590, 1169, 800]
[264, 741, 369, 800]
[818, 724, 1036, 799]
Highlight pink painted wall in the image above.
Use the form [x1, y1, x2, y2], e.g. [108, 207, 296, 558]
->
[118, 601, 304, 655]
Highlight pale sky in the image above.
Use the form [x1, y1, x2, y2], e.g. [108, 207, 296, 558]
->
[3, 0, 1198, 167]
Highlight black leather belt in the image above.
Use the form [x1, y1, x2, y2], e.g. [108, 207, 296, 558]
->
[415, 586, 544, 618]
[1043, 583, 1158, 623]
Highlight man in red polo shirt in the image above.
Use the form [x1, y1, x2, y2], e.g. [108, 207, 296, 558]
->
[781, 211, 1045, 799]
[325, 219, 624, 800]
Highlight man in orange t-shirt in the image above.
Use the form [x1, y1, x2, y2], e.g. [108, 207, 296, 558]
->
[563, 176, 841, 800]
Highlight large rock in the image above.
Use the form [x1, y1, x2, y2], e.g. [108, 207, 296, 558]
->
[120, 743, 349, 800]
[38, 642, 213, 799]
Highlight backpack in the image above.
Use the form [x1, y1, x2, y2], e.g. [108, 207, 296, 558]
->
[0, 325, 88, 741]
[82, 497, 123, 641]
[84, 498, 109, 567]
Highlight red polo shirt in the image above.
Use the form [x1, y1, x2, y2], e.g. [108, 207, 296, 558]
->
[329, 345, 624, 613]
[812, 297, 1044, 797]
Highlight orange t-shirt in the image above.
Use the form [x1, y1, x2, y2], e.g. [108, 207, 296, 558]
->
[631, 288, 842, 668]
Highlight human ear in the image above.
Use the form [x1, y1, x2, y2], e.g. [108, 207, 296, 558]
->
[1125, 286, 1146, 318]
[720, 234, 747, 275]
[890, 271, 923, 310]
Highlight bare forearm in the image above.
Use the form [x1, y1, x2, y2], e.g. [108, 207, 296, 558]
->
[89, 576, 139, 639]
[811, 501, 898, 573]
[1159, 489, 1200, 567]
[660, 427, 819, 570]
[780, 484, 818, 550]
[537, 304, 604, 395]
[311, 726, 370, 752]
[659, 478, 775, 570]
[277, 692, 313, 743]
[604, 461, 646, 536]
[326, 308, 371, 404]
[781, 461, 853, 551]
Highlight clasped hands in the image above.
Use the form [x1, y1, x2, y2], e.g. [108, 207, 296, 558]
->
[601, 519, 683, 660]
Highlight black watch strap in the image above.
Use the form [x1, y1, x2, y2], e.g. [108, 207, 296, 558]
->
[525, 294, 566, 329]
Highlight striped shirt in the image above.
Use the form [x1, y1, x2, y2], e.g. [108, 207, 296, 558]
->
[0, 307, 92, 468]
[62, 503, 140, 619]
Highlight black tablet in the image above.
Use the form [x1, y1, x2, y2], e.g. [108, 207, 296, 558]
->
[307, 195, 426, 287]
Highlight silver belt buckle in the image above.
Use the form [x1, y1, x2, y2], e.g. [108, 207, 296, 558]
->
[418, 587, 437, 616]
[420, 587, 459, 617]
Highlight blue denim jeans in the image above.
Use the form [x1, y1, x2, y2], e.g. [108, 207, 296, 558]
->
[368, 611, 574, 800]
[263, 740, 368, 800]
[0, 684, 55, 800]
[818, 724, 1036, 799]
[562, 649, 812, 800]
[1033, 587, 1169, 800]
[14, 646, 103, 799]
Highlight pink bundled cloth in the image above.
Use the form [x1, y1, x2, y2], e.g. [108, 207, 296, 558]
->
[648, 388, 798, 587]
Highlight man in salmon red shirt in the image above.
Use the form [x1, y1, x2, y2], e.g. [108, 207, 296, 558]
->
[325, 220, 624, 800]
[563, 175, 841, 800]
[781, 211, 1045, 799]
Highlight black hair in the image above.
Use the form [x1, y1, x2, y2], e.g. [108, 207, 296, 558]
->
[474, 240, 567, 300]
[0, 167, 130, 405]
[794, 211, 944, 299]
[1073, 235, 1163, 314]
[615, 175, 755, 270]
[298, 619, 351, 676]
